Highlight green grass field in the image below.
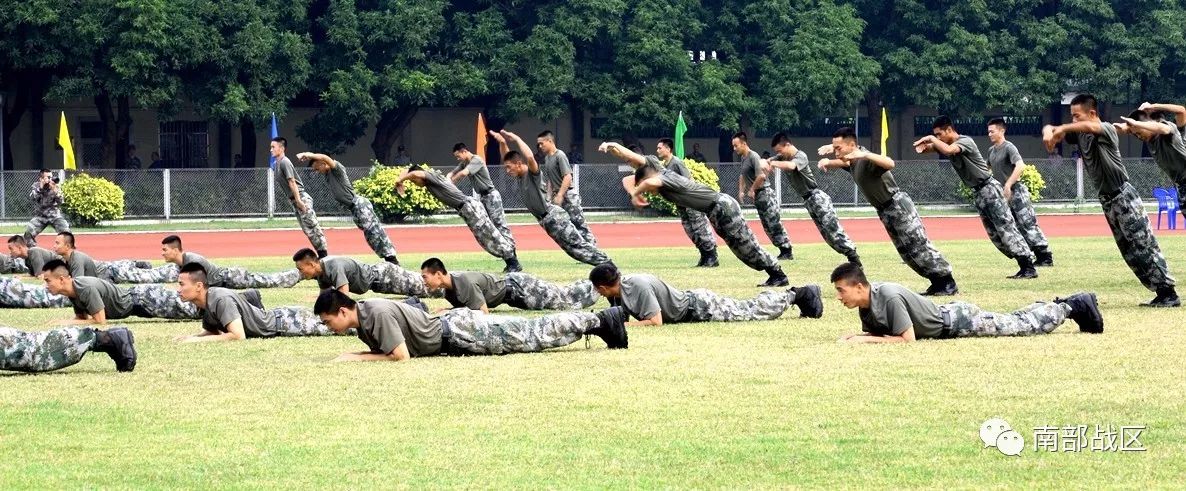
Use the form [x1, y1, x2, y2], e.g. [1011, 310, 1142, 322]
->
[2, 236, 1185, 488]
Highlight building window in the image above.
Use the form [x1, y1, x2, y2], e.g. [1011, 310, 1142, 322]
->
[159, 121, 209, 168]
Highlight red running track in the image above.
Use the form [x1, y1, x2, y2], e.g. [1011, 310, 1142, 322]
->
[44, 213, 1185, 261]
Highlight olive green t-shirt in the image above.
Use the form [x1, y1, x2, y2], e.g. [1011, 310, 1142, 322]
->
[858, 282, 945, 339]
[773, 149, 817, 198]
[201, 287, 276, 338]
[66, 250, 98, 278]
[987, 141, 1024, 185]
[454, 155, 494, 192]
[317, 257, 374, 294]
[738, 149, 769, 190]
[444, 272, 507, 310]
[325, 161, 356, 206]
[275, 156, 304, 199]
[421, 170, 469, 209]
[26, 247, 61, 276]
[656, 167, 718, 211]
[1146, 121, 1186, 184]
[1072, 122, 1130, 196]
[845, 147, 900, 209]
[182, 252, 223, 288]
[356, 299, 442, 357]
[620, 274, 691, 323]
[945, 136, 993, 188]
[71, 276, 134, 319]
[542, 150, 574, 192]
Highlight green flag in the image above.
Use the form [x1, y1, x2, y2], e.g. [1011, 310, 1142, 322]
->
[674, 111, 688, 159]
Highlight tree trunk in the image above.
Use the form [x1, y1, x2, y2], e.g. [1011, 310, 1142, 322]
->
[95, 92, 117, 168]
[218, 121, 232, 167]
[864, 91, 883, 154]
[240, 119, 256, 167]
[115, 96, 131, 168]
[2, 84, 31, 171]
[371, 107, 419, 164]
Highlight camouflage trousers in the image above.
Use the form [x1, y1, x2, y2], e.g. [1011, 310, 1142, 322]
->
[0, 277, 72, 308]
[457, 199, 516, 260]
[941, 301, 1069, 337]
[97, 260, 167, 284]
[24, 213, 71, 242]
[367, 262, 429, 297]
[679, 207, 717, 254]
[973, 180, 1034, 261]
[127, 285, 200, 319]
[561, 189, 597, 246]
[292, 192, 329, 253]
[504, 272, 599, 310]
[0, 255, 28, 275]
[478, 189, 514, 241]
[348, 195, 397, 259]
[1006, 182, 1050, 250]
[217, 267, 302, 289]
[439, 308, 597, 356]
[876, 192, 952, 279]
[537, 205, 610, 266]
[269, 306, 348, 337]
[803, 189, 858, 259]
[1100, 182, 1175, 292]
[0, 326, 101, 373]
[704, 194, 778, 272]
[753, 187, 791, 249]
[686, 288, 794, 322]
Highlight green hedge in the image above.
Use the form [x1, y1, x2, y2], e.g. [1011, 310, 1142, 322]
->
[62, 173, 126, 226]
[644, 159, 720, 216]
[958, 164, 1046, 203]
[354, 162, 445, 223]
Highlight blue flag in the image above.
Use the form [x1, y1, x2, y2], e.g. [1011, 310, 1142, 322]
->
[269, 112, 279, 169]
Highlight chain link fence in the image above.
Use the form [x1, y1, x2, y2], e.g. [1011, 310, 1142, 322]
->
[0, 158, 1176, 221]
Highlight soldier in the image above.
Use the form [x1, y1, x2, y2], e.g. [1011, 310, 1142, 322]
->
[0, 276, 73, 308]
[491, 129, 611, 266]
[419, 257, 598, 313]
[41, 259, 205, 323]
[630, 159, 790, 286]
[292, 248, 427, 297]
[914, 116, 1037, 279]
[174, 263, 347, 342]
[315, 289, 628, 361]
[395, 168, 522, 272]
[818, 127, 959, 296]
[987, 118, 1054, 266]
[830, 262, 1101, 343]
[298, 151, 400, 264]
[7, 234, 60, 277]
[588, 263, 822, 326]
[450, 142, 513, 240]
[1044, 94, 1178, 307]
[599, 139, 719, 267]
[24, 169, 71, 242]
[1117, 107, 1186, 222]
[144, 235, 301, 289]
[733, 132, 793, 260]
[0, 325, 136, 373]
[538, 130, 596, 245]
[51, 232, 158, 283]
[765, 132, 861, 266]
[272, 137, 329, 257]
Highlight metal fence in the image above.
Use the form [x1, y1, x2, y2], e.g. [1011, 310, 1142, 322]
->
[0, 159, 1175, 221]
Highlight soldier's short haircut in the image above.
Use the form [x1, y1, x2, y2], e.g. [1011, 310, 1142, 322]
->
[633, 163, 661, 184]
[932, 115, 954, 130]
[503, 150, 526, 164]
[537, 130, 555, 141]
[589, 263, 621, 288]
[420, 257, 447, 274]
[314, 288, 356, 315]
[732, 131, 748, 142]
[1069, 93, 1098, 111]
[42, 259, 70, 277]
[292, 248, 320, 263]
[988, 118, 1007, 130]
[161, 235, 182, 249]
[57, 231, 76, 249]
[833, 127, 857, 141]
[658, 138, 675, 150]
[8, 235, 27, 246]
[452, 142, 468, 153]
[771, 132, 791, 148]
[271, 136, 287, 148]
[180, 262, 208, 287]
[40, 169, 53, 175]
[829, 262, 868, 286]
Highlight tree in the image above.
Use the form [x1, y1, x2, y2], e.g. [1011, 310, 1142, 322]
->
[0, 0, 64, 170]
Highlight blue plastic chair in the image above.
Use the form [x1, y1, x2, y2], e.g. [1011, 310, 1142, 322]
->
[1153, 187, 1177, 230]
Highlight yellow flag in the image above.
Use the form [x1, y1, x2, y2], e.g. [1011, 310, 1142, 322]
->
[880, 107, 889, 157]
[58, 112, 76, 170]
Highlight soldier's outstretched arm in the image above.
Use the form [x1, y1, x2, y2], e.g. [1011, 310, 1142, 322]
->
[333, 343, 409, 362]
[598, 142, 647, 168]
[839, 326, 916, 344]
[296, 152, 335, 166]
[178, 320, 246, 343]
[501, 130, 540, 173]
[1140, 102, 1186, 127]
[629, 176, 664, 202]
[627, 312, 663, 328]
